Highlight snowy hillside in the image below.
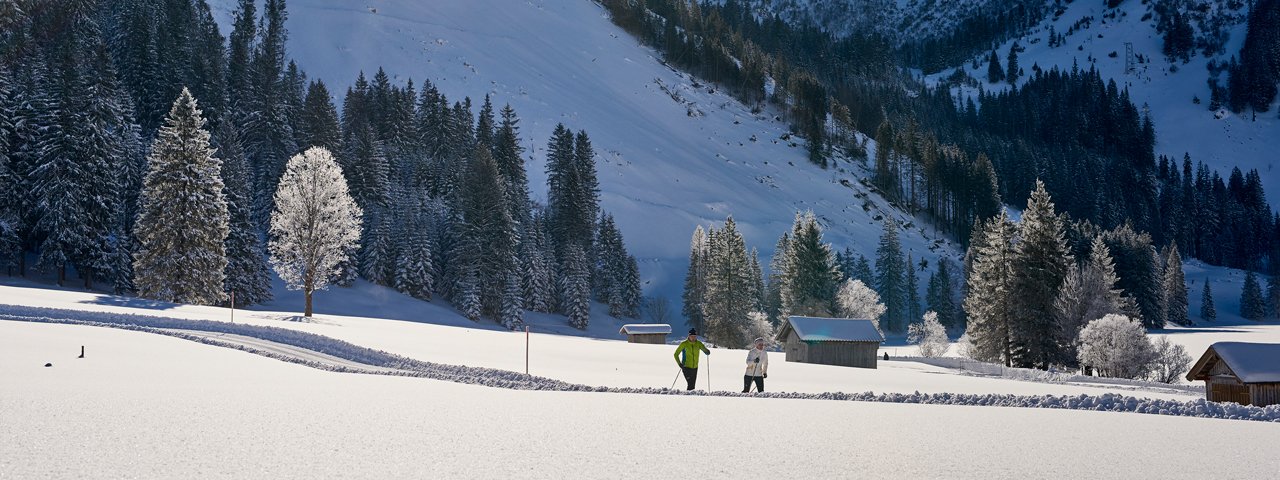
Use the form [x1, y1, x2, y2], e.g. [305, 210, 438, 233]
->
[929, 0, 1279, 206]
[7, 321, 1278, 478]
[204, 0, 960, 303]
[730, 0, 1042, 43]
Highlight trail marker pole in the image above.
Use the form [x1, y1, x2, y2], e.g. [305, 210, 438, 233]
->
[525, 325, 530, 375]
[230, 291, 235, 324]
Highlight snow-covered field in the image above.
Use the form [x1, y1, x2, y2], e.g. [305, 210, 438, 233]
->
[204, 0, 963, 304]
[4, 321, 1279, 479]
[0, 279, 1220, 401]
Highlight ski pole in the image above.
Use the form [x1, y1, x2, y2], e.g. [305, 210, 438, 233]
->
[706, 352, 711, 392]
[670, 368, 681, 390]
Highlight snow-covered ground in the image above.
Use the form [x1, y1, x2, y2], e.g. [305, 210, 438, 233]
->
[204, 0, 963, 305]
[930, 0, 1279, 207]
[0, 277, 1258, 401]
[4, 321, 1278, 479]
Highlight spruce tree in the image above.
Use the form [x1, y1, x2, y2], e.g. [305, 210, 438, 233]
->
[458, 145, 519, 319]
[682, 226, 709, 331]
[1102, 224, 1165, 327]
[393, 215, 433, 301]
[702, 216, 754, 348]
[499, 271, 524, 330]
[1006, 43, 1021, 84]
[521, 212, 555, 313]
[926, 258, 958, 329]
[905, 253, 921, 324]
[134, 89, 230, 305]
[853, 254, 874, 287]
[1265, 275, 1280, 320]
[784, 212, 840, 318]
[560, 244, 591, 329]
[298, 80, 340, 152]
[1010, 180, 1073, 368]
[963, 209, 1016, 366]
[493, 104, 530, 225]
[765, 232, 791, 325]
[1201, 280, 1216, 321]
[215, 114, 272, 306]
[1241, 271, 1266, 321]
[1162, 244, 1189, 326]
[987, 49, 1004, 83]
[876, 219, 907, 332]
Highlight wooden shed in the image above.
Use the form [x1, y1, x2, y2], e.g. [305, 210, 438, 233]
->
[775, 316, 884, 369]
[1186, 342, 1280, 407]
[618, 324, 671, 344]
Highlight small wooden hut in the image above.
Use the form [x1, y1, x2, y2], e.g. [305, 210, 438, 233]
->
[1186, 342, 1280, 407]
[618, 324, 671, 344]
[775, 316, 884, 369]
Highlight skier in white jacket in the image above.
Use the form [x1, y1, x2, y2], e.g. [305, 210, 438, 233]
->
[742, 337, 769, 393]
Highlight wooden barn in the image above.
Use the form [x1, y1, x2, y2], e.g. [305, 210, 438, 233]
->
[776, 316, 884, 369]
[1186, 342, 1280, 407]
[618, 324, 671, 344]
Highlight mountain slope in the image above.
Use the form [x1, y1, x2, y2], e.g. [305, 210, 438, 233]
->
[207, 0, 959, 303]
[927, 0, 1278, 207]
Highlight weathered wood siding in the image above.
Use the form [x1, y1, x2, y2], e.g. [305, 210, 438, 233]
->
[1250, 384, 1280, 407]
[782, 331, 878, 369]
[627, 334, 667, 344]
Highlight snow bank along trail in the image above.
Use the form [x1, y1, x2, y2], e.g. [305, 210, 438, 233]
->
[3, 304, 1279, 423]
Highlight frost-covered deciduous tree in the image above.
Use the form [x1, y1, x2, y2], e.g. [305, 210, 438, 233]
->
[268, 147, 363, 317]
[836, 278, 886, 333]
[1148, 337, 1192, 384]
[133, 89, 230, 306]
[1076, 314, 1156, 380]
[1054, 236, 1126, 364]
[745, 311, 774, 347]
[908, 311, 949, 358]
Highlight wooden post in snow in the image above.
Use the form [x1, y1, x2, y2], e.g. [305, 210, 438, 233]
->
[525, 326, 530, 375]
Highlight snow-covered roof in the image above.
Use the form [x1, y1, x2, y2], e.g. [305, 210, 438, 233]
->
[777, 317, 884, 343]
[1187, 342, 1280, 384]
[619, 324, 671, 335]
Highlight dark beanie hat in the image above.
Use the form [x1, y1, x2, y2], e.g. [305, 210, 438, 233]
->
[688, 328, 698, 336]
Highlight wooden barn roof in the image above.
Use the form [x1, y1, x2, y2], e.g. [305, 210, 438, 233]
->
[776, 316, 884, 343]
[1186, 342, 1280, 383]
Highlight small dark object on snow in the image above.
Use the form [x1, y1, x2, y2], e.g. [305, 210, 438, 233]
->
[44, 363, 52, 367]
[883, 352, 889, 361]
[78, 346, 84, 358]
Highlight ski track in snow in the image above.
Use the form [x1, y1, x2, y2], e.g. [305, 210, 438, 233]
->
[3, 304, 1278, 423]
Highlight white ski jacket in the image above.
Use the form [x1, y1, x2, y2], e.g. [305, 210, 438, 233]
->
[744, 348, 768, 377]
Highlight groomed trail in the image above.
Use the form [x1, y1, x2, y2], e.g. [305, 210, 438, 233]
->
[3, 303, 1279, 423]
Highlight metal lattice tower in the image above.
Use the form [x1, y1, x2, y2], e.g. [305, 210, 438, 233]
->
[1124, 42, 1136, 75]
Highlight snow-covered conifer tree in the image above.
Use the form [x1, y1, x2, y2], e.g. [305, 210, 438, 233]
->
[214, 114, 272, 306]
[875, 219, 907, 331]
[268, 147, 363, 317]
[1201, 280, 1216, 321]
[1241, 271, 1266, 321]
[682, 226, 708, 331]
[963, 209, 1016, 366]
[1010, 180, 1072, 368]
[561, 244, 591, 329]
[1162, 245, 1189, 326]
[133, 89, 229, 305]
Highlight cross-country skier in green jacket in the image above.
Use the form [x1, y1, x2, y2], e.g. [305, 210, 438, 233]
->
[674, 329, 711, 390]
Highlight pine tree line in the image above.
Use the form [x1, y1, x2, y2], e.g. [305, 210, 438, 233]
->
[0, 0, 641, 329]
[964, 182, 1190, 369]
